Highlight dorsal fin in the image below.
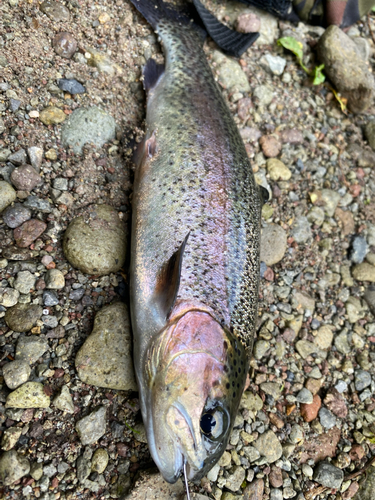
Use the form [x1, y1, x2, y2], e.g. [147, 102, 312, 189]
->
[154, 233, 190, 321]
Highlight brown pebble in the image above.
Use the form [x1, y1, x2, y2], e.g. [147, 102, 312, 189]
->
[10, 164, 42, 191]
[236, 12, 261, 33]
[14, 219, 47, 248]
[54, 368, 65, 378]
[342, 481, 359, 499]
[324, 388, 348, 418]
[35, 279, 46, 290]
[269, 465, 283, 488]
[335, 208, 355, 236]
[305, 377, 324, 395]
[349, 444, 365, 461]
[279, 128, 303, 145]
[243, 478, 264, 500]
[53, 32, 77, 59]
[282, 328, 296, 343]
[269, 412, 284, 429]
[263, 267, 274, 281]
[21, 409, 34, 423]
[259, 135, 282, 158]
[116, 443, 128, 457]
[301, 394, 321, 422]
[237, 97, 253, 121]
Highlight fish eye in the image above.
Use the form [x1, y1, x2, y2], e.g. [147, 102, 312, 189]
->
[200, 407, 228, 441]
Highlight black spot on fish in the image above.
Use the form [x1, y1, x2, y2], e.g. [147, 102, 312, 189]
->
[226, 383, 230, 389]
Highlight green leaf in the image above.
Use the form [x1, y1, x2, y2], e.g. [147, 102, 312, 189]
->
[277, 36, 309, 73]
[331, 87, 348, 114]
[312, 64, 325, 85]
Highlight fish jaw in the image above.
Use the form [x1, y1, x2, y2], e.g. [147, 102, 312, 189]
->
[140, 306, 248, 483]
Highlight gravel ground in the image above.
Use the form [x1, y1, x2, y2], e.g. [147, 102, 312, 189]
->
[1, 1, 375, 499]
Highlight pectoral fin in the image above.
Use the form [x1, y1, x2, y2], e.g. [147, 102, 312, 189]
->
[154, 233, 190, 321]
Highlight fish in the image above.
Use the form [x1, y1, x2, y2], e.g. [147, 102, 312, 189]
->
[129, 0, 262, 484]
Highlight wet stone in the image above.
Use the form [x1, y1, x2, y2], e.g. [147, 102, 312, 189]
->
[3, 203, 31, 228]
[40, 0, 70, 22]
[45, 269, 65, 289]
[14, 271, 36, 294]
[63, 204, 127, 275]
[75, 302, 136, 390]
[8, 149, 27, 166]
[253, 430, 282, 463]
[349, 236, 368, 263]
[53, 32, 77, 58]
[260, 223, 287, 266]
[319, 407, 337, 429]
[43, 290, 59, 306]
[16, 335, 49, 364]
[6, 382, 50, 409]
[5, 303, 43, 332]
[61, 106, 116, 155]
[355, 370, 372, 391]
[14, 219, 47, 248]
[0, 181, 16, 213]
[57, 78, 85, 94]
[27, 146, 43, 172]
[76, 406, 107, 445]
[0, 450, 30, 486]
[39, 106, 66, 125]
[3, 360, 31, 389]
[313, 461, 344, 489]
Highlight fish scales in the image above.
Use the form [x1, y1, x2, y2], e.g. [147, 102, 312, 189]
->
[131, 19, 261, 354]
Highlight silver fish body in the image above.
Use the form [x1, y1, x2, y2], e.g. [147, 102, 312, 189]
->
[130, 0, 261, 483]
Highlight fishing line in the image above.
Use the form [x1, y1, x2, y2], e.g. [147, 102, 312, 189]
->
[183, 461, 191, 500]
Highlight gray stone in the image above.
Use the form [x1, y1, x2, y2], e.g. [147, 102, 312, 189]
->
[334, 331, 351, 354]
[14, 271, 36, 295]
[0, 287, 20, 307]
[8, 149, 26, 166]
[0, 181, 16, 213]
[296, 388, 313, 404]
[40, 0, 70, 22]
[27, 146, 43, 172]
[319, 408, 337, 429]
[243, 446, 261, 462]
[291, 216, 312, 244]
[76, 406, 107, 445]
[52, 385, 74, 413]
[253, 430, 282, 463]
[335, 380, 348, 393]
[307, 206, 325, 227]
[212, 51, 250, 93]
[45, 269, 65, 289]
[260, 382, 282, 400]
[0, 450, 30, 485]
[75, 302, 136, 391]
[5, 382, 50, 409]
[16, 335, 49, 364]
[43, 290, 59, 306]
[364, 285, 375, 316]
[23, 195, 52, 213]
[77, 456, 91, 483]
[63, 204, 127, 276]
[3, 203, 32, 228]
[318, 26, 374, 113]
[355, 370, 372, 391]
[3, 360, 31, 389]
[57, 462, 70, 474]
[42, 315, 59, 328]
[253, 85, 274, 106]
[61, 106, 116, 155]
[5, 303, 43, 332]
[253, 340, 270, 360]
[260, 223, 287, 266]
[289, 424, 304, 445]
[313, 461, 344, 489]
[53, 177, 68, 191]
[58, 78, 86, 94]
[1, 427, 22, 451]
[349, 236, 368, 264]
[259, 54, 286, 76]
[225, 466, 245, 492]
[321, 189, 341, 217]
[0, 148, 12, 162]
[295, 340, 318, 359]
[43, 463, 57, 477]
[270, 490, 283, 500]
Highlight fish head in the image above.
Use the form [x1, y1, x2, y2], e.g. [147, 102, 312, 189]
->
[143, 307, 248, 483]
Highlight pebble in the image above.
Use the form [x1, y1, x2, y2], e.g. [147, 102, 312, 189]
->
[212, 51, 250, 92]
[318, 26, 373, 113]
[253, 339, 270, 359]
[266, 158, 291, 180]
[45, 268, 65, 289]
[75, 302, 137, 390]
[10, 164, 42, 191]
[57, 78, 85, 94]
[0, 450, 30, 486]
[307, 206, 325, 226]
[3, 203, 31, 228]
[0, 181, 16, 213]
[291, 216, 312, 243]
[0, 148, 12, 162]
[76, 406, 107, 445]
[2, 246, 35, 260]
[225, 466, 245, 492]
[15, 335, 49, 364]
[320, 189, 341, 217]
[30, 462, 43, 480]
[14, 219, 47, 248]
[61, 106, 116, 154]
[240, 391, 263, 411]
[53, 32, 77, 58]
[39, 106, 66, 125]
[27, 146, 43, 171]
[91, 448, 109, 474]
[319, 407, 337, 429]
[270, 490, 282, 500]
[260, 223, 287, 265]
[259, 135, 282, 158]
[259, 54, 286, 76]
[52, 385, 74, 413]
[314, 325, 334, 349]
[23, 195, 52, 213]
[349, 236, 368, 263]
[86, 47, 123, 77]
[253, 85, 274, 106]
[53, 177, 68, 190]
[352, 262, 375, 282]
[260, 382, 281, 400]
[6, 382, 50, 408]
[296, 388, 313, 404]
[43, 290, 59, 306]
[3, 360, 31, 389]
[313, 461, 344, 489]
[300, 394, 321, 422]
[243, 478, 264, 500]
[364, 285, 375, 315]
[0, 287, 20, 307]
[40, 0, 70, 22]
[335, 208, 355, 236]
[14, 271, 36, 294]
[63, 204, 127, 275]
[253, 430, 282, 463]
[8, 149, 27, 165]
[354, 370, 372, 391]
[289, 424, 304, 444]
[9, 98, 21, 112]
[236, 12, 260, 33]
[129, 470, 184, 499]
[4, 303, 43, 332]
[1, 426, 22, 451]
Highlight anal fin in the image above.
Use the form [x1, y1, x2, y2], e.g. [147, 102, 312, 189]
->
[143, 59, 165, 92]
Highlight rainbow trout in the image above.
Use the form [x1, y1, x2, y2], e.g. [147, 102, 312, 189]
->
[129, 0, 261, 483]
